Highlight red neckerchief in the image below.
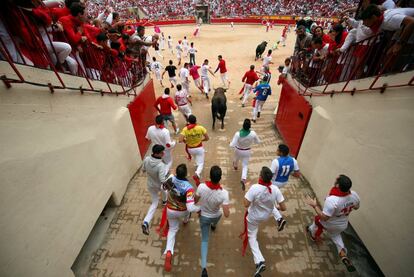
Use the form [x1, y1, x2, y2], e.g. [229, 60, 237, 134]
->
[187, 123, 197, 130]
[258, 178, 272, 193]
[156, 124, 165, 129]
[329, 187, 350, 197]
[205, 181, 222, 190]
[370, 13, 384, 33]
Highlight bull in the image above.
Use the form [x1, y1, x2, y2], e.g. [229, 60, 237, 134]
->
[255, 41, 268, 60]
[211, 87, 227, 130]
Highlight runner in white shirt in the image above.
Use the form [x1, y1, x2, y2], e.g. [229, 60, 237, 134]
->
[167, 35, 173, 54]
[150, 56, 163, 87]
[241, 167, 286, 277]
[182, 36, 189, 57]
[174, 84, 192, 121]
[141, 145, 169, 235]
[179, 63, 190, 93]
[305, 175, 360, 272]
[230, 119, 260, 191]
[176, 40, 183, 66]
[160, 32, 166, 50]
[195, 166, 230, 277]
[200, 59, 215, 99]
[188, 42, 197, 65]
[261, 49, 273, 72]
[145, 115, 176, 171]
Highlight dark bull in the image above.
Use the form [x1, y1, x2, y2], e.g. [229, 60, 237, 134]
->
[211, 87, 227, 130]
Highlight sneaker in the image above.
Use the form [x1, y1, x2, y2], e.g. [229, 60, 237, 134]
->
[201, 268, 208, 277]
[341, 256, 356, 272]
[277, 218, 287, 232]
[193, 174, 201, 186]
[257, 112, 261, 118]
[254, 261, 266, 276]
[205, 94, 209, 99]
[239, 96, 243, 100]
[162, 200, 167, 206]
[171, 84, 174, 88]
[142, 222, 149, 235]
[164, 250, 172, 272]
[233, 162, 238, 170]
[306, 225, 316, 241]
[175, 128, 180, 135]
[210, 224, 216, 232]
[241, 180, 246, 191]
[242, 103, 245, 107]
[252, 119, 256, 123]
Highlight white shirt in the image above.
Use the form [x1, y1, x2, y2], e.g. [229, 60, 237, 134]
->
[270, 157, 299, 185]
[245, 184, 284, 222]
[201, 64, 210, 77]
[150, 61, 162, 72]
[382, 8, 414, 32]
[347, 18, 373, 43]
[174, 89, 189, 106]
[382, 0, 397, 10]
[167, 38, 173, 46]
[309, 44, 329, 68]
[176, 44, 183, 53]
[145, 125, 175, 149]
[230, 130, 260, 149]
[179, 67, 189, 82]
[182, 39, 189, 47]
[263, 55, 272, 66]
[188, 47, 197, 54]
[321, 191, 360, 231]
[282, 65, 291, 74]
[196, 183, 230, 218]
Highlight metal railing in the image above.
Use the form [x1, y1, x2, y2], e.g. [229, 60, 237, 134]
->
[290, 31, 414, 96]
[0, 3, 147, 96]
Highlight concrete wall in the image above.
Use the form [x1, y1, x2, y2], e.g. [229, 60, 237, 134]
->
[0, 81, 143, 276]
[298, 80, 414, 277]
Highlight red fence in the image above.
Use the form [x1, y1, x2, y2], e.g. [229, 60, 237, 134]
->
[275, 80, 312, 158]
[211, 18, 295, 24]
[128, 79, 158, 157]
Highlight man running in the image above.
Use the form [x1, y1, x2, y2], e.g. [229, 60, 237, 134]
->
[179, 115, 209, 185]
[176, 40, 183, 66]
[150, 56, 163, 87]
[182, 36, 189, 57]
[241, 167, 286, 277]
[214, 55, 230, 88]
[167, 35, 173, 54]
[305, 175, 360, 272]
[162, 60, 177, 88]
[270, 144, 300, 231]
[195, 165, 230, 277]
[154, 88, 179, 134]
[179, 62, 191, 93]
[189, 62, 204, 93]
[174, 84, 192, 122]
[158, 164, 201, 272]
[252, 76, 272, 123]
[145, 115, 176, 171]
[241, 65, 260, 107]
[261, 49, 274, 72]
[141, 144, 169, 235]
[230, 119, 260, 191]
[201, 59, 215, 99]
[189, 42, 197, 65]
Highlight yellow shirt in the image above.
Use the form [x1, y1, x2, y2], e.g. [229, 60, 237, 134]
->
[181, 125, 207, 147]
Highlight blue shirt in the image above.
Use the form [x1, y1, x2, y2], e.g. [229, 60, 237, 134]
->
[167, 176, 195, 211]
[254, 83, 272, 101]
[275, 156, 295, 183]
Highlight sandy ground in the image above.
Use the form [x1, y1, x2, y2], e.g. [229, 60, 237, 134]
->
[85, 24, 373, 277]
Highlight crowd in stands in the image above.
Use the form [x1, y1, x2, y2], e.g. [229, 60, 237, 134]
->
[290, 0, 414, 87]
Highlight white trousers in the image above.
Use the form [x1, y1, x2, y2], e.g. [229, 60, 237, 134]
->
[143, 184, 168, 225]
[162, 149, 173, 172]
[169, 77, 177, 85]
[233, 148, 251, 180]
[280, 36, 286, 46]
[220, 72, 229, 86]
[182, 80, 190, 92]
[247, 218, 266, 264]
[242, 84, 253, 105]
[154, 70, 162, 81]
[194, 77, 201, 88]
[187, 146, 205, 177]
[164, 208, 190, 254]
[178, 104, 192, 119]
[46, 41, 71, 65]
[252, 100, 265, 120]
[271, 180, 288, 222]
[309, 221, 346, 254]
[201, 77, 211, 94]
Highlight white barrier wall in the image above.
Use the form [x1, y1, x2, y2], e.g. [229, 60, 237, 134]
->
[0, 83, 142, 277]
[299, 84, 414, 277]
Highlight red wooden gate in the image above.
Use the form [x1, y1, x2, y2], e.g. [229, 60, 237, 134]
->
[275, 81, 312, 157]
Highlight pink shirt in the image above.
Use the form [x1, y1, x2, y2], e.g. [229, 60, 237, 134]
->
[189, 65, 201, 80]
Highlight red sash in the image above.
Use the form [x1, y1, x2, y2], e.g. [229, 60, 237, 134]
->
[239, 211, 249, 256]
[157, 206, 169, 237]
[239, 84, 245, 95]
[185, 142, 203, 160]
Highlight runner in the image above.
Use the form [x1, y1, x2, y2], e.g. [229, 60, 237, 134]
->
[214, 55, 230, 88]
[189, 62, 204, 93]
[154, 88, 179, 134]
[162, 60, 177, 88]
[201, 59, 215, 99]
[240, 65, 260, 107]
[150, 56, 163, 87]
[252, 75, 271, 123]
[174, 84, 192, 122]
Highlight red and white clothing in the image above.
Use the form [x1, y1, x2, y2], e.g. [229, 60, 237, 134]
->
[241, 70, 260, 105]
[308, 188, 360, 253]
[309, 43, 329, 68]
[174, 89, 192, 118]
[280, 27, 288, 46]
[179, 67, 190, 92]
[176, 44, 183, 59]
[150, 61, 163, 80]
[190, 65, 202, 88]
[196, 183, 230, 218]
[262, 55, 272, 68]
[230, 130, 260, 181]
[245, 183, 285, 264]
[182, 39, 189, 56]
[145, 125, 176, 170]
[217, 59, 229, 87]
[154, 94, 177, 116]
